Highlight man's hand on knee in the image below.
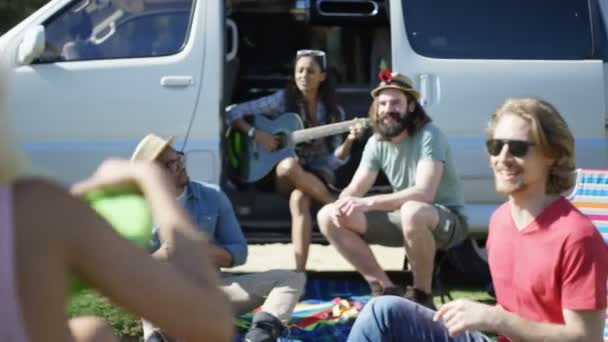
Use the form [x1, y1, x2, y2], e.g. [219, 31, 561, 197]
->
[328, 199, 369, 232]
[335, 196, 372, 216]
[329, 204, 349, 228]
[330, 202, 356, 228]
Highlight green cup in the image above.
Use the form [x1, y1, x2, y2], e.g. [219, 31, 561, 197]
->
[70, 191, 153, 295]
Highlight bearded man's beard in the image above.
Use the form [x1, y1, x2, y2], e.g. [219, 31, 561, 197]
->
[376, 111, 412, 138]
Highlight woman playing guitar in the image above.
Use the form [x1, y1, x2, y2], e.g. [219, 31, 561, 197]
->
[227, 49, 364, 272]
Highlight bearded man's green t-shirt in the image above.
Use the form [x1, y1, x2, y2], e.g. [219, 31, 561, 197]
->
[360, 122, 466, 217]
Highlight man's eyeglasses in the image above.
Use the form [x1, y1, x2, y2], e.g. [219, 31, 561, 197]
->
[164, 151, 186, 170]
[486, 139, 535, 158]
[296, 49, 327, 70]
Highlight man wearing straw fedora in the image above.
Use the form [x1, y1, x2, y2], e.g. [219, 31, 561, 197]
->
[131, 134, 305, 342]
[317, 70, 468, 310]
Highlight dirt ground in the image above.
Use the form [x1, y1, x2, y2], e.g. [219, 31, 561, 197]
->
[225, 243, 406, 272]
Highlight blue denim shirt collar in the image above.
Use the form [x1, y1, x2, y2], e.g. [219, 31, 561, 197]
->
[184, 180, 200, 201]
[183, 181, 217, 233]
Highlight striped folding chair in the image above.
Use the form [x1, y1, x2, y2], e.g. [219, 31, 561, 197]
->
[566, 168, 608, 340]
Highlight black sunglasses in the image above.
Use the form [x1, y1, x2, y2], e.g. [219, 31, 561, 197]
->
[486, 139, 535, 158]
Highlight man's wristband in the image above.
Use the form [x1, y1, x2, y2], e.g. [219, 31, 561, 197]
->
[247, 126, 256, 138]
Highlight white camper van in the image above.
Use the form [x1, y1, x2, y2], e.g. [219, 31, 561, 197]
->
[1, 0, 607, 281]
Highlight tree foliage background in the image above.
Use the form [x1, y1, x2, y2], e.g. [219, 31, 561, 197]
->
[0, 0, 50, 33]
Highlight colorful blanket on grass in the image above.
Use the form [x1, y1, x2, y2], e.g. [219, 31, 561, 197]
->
[235, 278, 372, 342]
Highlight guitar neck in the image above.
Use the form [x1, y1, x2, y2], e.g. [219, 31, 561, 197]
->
[292, 119, 367, 144]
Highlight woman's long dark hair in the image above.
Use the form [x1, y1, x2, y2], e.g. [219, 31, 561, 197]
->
[284, 54, 341, 127]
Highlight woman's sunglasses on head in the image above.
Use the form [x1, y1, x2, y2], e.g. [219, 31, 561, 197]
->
[486, 139, 535, 158]
[296, 49, 327, 70]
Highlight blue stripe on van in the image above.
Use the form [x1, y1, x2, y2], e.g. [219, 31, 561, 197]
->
[18, 139, 218, 151]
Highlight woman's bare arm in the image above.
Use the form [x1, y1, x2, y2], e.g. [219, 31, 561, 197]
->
[17, 163, 233, 341]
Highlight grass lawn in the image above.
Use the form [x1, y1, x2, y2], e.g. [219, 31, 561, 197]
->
[68, 290, 142, 341]
[68, 284, 496, 341]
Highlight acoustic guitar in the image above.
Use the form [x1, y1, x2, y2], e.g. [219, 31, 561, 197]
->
[227, 113, 369, 183]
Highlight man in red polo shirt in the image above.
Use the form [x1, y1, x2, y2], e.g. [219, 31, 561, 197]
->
[346, 97, 608, 342]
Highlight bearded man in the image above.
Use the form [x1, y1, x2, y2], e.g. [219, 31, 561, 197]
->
[316, 71, 468, 310]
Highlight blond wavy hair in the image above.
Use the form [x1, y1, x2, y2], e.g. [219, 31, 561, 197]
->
[486, 97, 575, 195]
[0, 62, 27, 183]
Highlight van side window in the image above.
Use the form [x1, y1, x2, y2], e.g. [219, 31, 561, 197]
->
[402, 0, 592, 60]
[37, 0, 195, 63]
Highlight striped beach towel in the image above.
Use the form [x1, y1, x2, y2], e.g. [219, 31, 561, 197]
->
[566, 169, 608, 340]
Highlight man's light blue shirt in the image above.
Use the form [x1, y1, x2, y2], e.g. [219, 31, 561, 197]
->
[150, 180, 248, 266]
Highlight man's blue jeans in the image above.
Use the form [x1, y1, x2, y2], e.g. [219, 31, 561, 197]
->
[347, 297, 492, 342]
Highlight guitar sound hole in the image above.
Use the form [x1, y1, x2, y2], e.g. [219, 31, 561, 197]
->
[275, 133, 288, 149]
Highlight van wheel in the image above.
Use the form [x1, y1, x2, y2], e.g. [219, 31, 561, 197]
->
[443, 238, 491, 286]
